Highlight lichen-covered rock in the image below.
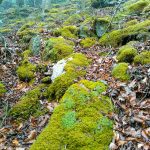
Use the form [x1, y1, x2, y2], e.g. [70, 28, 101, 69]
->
[94, 17, 110, 37]
[17, 60, 36, 82]
[47, 53, 90, 101]
[112, 63, 130, 81]
[117, 44, 138, 63]
[10, 85, 48, 120]
[29, 35, 41, 56]
[42, 37, 74, 62]
[0, 82, 6, 96]
[80, 37, 96, 48]
[30, 80, 114, 150]
[134, 51, 150, 65]
[99, 20, 150, 47]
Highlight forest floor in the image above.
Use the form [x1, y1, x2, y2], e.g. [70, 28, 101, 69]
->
[0, 32, 150, 149]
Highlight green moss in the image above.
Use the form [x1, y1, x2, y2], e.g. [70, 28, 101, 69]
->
[134, 51, 150, 65]
[99, 20, 150, 47]
[117, 44, 138, 63]
[17, 60, 36, 82]
[112, 63, 130, 81]
[10, 85, 48, 120]
[124, 19, 139, 28]
[43, 37, 74, 62]
[30, 80, 113, 150]
[22, 50, 32, 59]
[47, 53, 90, 101]
[128, 0, 149, 14]
[80, 37, 96, 48]
[63, 14, 82, 25]
[41, 77, 51, 84]
[54, 26, 78, 39]
[0, 82, 6, 95]
[143, 3, 150, 12]
[0, 28, 12, 34]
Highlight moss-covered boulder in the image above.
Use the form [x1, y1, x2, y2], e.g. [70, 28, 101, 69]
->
[80, 37, 96, 48]
[99, 20, 150, 47]
[30, 80, 114, 150]
[134, 51, 150, 65]
[42, 37, 74, 62]
[53, 26, 78, 39]
[17, 60, 36, 82]
[116, 44, 138, 63]
[10, 85, 48, 120]
[112, 63, 130, 81]
[47, 53, 90, 101]
[0, 82, 6, 96]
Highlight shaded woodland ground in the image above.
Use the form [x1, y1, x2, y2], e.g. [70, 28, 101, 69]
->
[0, 0, 150, 149]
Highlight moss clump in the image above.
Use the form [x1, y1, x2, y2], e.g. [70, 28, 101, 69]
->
[80, 37, 96, 48]
[117, 45, 138, 63]
[124, 19, 139, 28]
[112, 63, 130, 81]
[17, 60, 36, 82]
[128, 0, 149, 14]
[43, 37, 74, 62]
[0, 82, 6, 95]
[54, 26, 78, 39]
[10, 85, 47, 120]
[41, 77, 51, 84]
[99, 20, 150, 47]
[143, 3, 150, 12]
[22, 50, 32, 59]
[63, 14, 83, 25]
[30, 80, 113, 150]
[134, 51, 150, 65]
[47, 53, 90, 101]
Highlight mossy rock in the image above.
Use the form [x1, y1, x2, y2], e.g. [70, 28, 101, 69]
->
[127, 0, 149, 14]
[112, 63, 130, 81]
[30, 80, 114, 150]
[80, 37, 96, 48]
[134, 51, 150, 65]
[53, 26, 78, 39]
[47, 53, 90, 101]
[43, 37, 74, 62]
[117, 44, 138, 63]
[99, 20, 150, 47]
[0, 82, 6, 96]
[17, 60, 36, 82]
[124, 19, 139, 28]
[10, 85, 48, 120]
[63, 14, 83, 25]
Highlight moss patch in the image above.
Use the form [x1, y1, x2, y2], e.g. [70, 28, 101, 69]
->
[47, 53, 90, 101]
[30, 80, 113, 150]
[10, 84, 48, 120]
[43, 37, 74, 62]
[80, 37, 96, 48]
[112, 63, 130, 81]
[99, 20, 150, 47]
[117, 44, 138, 63]
[0, 82, 6, 95]
[17, 60, 36, 82]
[134, 51, 150, 65]
[54, 26, 78, 39]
